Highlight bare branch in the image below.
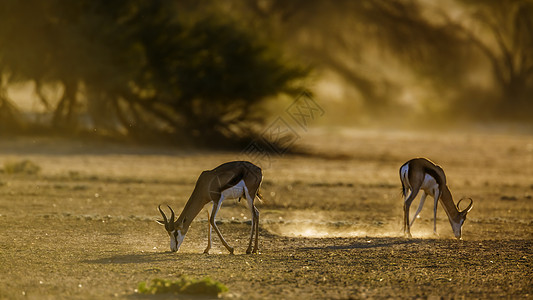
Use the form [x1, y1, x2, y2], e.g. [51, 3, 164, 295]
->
[33, 79, 51, 111]
[444, 17, 507, 86]
[480, 14, 515, 80]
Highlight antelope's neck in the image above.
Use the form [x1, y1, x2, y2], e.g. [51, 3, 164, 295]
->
[439, 185, 461, 222]
[177, 192, 208, 234]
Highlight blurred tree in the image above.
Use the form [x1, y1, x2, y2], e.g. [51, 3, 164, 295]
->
[2, 0, 530, 136]
[0, 73, 21, 133]
[454, 0, 533, 117]
[240, 0, 471, 114]
[0, 1, 51, 132]
[0, 0, 307, 145]
[240, 0, 533, 119]
[129, 15, 307, 145]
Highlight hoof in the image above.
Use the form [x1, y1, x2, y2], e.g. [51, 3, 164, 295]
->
[246, 248, 258, 254]
[203, 249, 210, 254]
[228, 248, 234, 255]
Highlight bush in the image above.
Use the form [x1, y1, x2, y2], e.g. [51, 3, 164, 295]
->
[3, 160, 41, 175]
[137, 276, 228, 296]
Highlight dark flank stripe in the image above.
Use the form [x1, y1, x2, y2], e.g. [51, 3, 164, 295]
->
[423, 166, 444, 186]
[219, 169, 245, 191]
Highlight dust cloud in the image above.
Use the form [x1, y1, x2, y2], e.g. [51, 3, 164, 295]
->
[263, 211, 439, 239]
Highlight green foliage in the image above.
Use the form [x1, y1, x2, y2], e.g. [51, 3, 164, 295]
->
[131, 14, 308, 144]
[3, 160, 41, 175]
[137, 276, 228, 296]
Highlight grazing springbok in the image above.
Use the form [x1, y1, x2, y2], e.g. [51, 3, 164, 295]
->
[157, 161, 263, 254]
[399, 157, 473, 239]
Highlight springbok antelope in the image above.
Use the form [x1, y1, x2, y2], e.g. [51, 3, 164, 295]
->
[157, 161, 263, 254]
[399, 157, 473, 239]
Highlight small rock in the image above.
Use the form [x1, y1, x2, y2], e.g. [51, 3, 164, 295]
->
[500, 195, 518, 201]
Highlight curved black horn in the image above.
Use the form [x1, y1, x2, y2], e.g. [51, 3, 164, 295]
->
[167, 205, 175, 223]
[158, 205, 168, 225]
[457, 198, 473, 213]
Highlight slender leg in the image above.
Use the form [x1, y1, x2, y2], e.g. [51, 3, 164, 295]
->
[203, 208, 212, 254]
[253, 206, 260, 253]
[246, 201, 255, 254]
[246, 203, 260, 254]
[404, 188, 420, 238]
[410, 192, 427, 227]
[433, 189, 440, 235]
[403, 192, 408, 234]
[210, 198, 234, 254]
[245, 193, 256, 254]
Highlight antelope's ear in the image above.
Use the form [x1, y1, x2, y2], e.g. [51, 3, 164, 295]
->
[177, 217, 187, 229]
[156, 220, 166, 225]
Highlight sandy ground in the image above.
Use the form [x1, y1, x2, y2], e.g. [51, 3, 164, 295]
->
[0, 128, 532, 299]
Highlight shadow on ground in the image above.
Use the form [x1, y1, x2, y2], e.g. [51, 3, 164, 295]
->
[81, 251, 181, 264]
[299, 237, 430, 250]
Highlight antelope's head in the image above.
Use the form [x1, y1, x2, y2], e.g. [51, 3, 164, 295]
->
[156, 205, 186, 252]
[451, 198, 474, 240]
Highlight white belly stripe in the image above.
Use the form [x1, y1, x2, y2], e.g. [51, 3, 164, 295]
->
[220, 180, 249, 201]
[421, 173, 439, 196]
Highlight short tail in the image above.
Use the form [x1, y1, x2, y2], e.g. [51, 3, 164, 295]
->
[255, 190, 264, 203]
[401, 181, 407, 198]
[399, 164, 409, 198]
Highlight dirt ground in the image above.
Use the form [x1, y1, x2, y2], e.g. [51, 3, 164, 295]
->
[0, 128, 532, 299]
